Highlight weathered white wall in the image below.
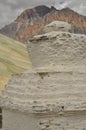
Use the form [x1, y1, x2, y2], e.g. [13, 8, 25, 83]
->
[2, 109, 86, 130]
[1, 71, 86, 113]
[39, 112, 86, 130]
[28, 32, 86, 69]
[2, 109, 40, 130]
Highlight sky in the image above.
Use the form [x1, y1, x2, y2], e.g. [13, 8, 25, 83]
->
[0, 0, 86, 28]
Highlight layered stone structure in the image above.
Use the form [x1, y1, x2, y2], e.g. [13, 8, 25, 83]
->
[0, 21, 86, 130]
[43, 21, 71, 33]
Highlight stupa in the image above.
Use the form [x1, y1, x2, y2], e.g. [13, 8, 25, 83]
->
[43, 21, 71, 33]
[0, 21, 86, 130]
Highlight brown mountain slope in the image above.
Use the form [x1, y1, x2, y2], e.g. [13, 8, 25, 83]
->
[0, 5, 86, 43]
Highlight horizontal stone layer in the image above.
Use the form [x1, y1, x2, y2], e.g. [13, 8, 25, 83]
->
[1, 70, 86, 114]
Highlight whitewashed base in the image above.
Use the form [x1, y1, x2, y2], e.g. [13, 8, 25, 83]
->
[2, 109, 86, 130]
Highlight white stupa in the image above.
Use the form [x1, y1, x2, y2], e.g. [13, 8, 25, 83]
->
[0, 21, 86, 130]
[43, 21, 71, 33]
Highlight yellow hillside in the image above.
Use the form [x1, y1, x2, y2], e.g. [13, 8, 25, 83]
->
[0, 34, 31, 95]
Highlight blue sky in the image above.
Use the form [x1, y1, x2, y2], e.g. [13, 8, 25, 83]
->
[0, 0, 86, 28]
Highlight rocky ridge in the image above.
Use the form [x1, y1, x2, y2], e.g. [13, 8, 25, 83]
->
[0, 5, 86, 43]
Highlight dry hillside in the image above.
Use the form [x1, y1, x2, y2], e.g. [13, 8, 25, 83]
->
[0, 34, 31, 95]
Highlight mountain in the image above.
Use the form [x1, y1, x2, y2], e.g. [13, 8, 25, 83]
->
[0, 34, 31, 95]
[0, 5, 86, 43]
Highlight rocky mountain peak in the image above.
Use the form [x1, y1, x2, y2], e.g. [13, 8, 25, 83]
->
[0, 5, 86, 43]
[34, 5, 52, 17]
[17, 5, 54, 21]
[61, 7, 72, 12]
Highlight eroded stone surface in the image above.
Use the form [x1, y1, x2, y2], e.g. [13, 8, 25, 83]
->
[39, 114, 86, 130]
[1, 70, 86, 114]
[28, 31, 86, 69]
[43, 21, 71, 33]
